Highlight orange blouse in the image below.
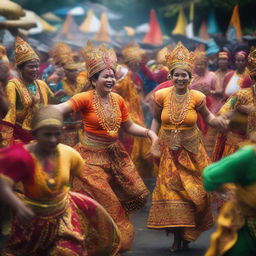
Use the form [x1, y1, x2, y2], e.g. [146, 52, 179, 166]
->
[68, 90, 130, 138]
[153, 87, 205, 130]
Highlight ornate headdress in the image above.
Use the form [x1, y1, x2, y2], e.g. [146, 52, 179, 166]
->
[235, 50, 247, 59]
[121, 42, 146, 63]
[15, 37, 39, 66]
[81, 41, 117, 78]
[247, 46, 256, 80]
[218, 51, 229, 59]
[50, 42, 73, 66]
[0, 44, 9, 63]
[165, 41, 195, 74]
[64, 62, 85, 71]
[156, 45, 173, 64]
[194, 44, 207, 63]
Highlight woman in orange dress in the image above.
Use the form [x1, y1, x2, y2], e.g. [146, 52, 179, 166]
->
[54, 42, 158, 253]
[0, 106, 120, 256]
[147, 42, 228, 252]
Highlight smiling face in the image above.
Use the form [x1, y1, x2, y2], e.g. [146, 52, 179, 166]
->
[194, 60, 207, 75]
[218, 57, 229, 71]
[235, 54, 246, 72]
[171, 68, 191, 91]
[34, 125, 62, 153]
[92, 68, 116, 97]
[20, 59, 40, 82]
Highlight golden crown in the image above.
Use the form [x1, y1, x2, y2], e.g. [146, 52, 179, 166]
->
[165, 41, 195, 73]
[247, 46, 256, 79]
[81, 41, 117, 78]
[121, 42, 146, 63]
[157, 45, 173, 64]
[50, 42, 74, 66]
[194, 44, 207, 62]
[15, 37, 39, 66]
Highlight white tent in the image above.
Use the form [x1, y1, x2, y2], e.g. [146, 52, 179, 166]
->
[21, 10, 56, 34]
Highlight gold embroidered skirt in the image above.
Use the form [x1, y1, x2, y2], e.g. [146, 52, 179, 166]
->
[72, 136, 149, 252]
[147, 128, 213, 241]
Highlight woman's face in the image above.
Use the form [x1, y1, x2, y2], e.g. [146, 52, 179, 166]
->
[218, 58, 229, 70]
[194, 60, 207, 75]
[235, 55, 246, 71]
[64, 68, 79, 83]
[35, 125, 62, 153]
[171, 68, 191, 90]
[20, 59, 39, 82]
[93, 68, 116, 96]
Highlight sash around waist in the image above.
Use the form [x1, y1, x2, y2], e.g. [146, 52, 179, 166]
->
[159, 126, 202, 154]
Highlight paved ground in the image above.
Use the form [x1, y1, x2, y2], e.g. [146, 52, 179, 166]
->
[122, 178, 214, 256]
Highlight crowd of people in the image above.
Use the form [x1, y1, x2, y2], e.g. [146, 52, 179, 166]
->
[0, 35, 255, 256]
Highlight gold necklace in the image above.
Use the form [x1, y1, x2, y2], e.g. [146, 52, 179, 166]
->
[33, 145, 61, 194]
[93, 90, 122, 138]
[168, 87, 190, 127]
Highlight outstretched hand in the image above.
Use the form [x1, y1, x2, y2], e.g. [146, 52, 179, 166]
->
[214, 116, 230, 130]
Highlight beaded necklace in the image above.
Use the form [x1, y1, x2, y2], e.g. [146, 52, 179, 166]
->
[32, 146, 61, 194]
[93, 90, 122, 138]
[168, 87, 190, 129]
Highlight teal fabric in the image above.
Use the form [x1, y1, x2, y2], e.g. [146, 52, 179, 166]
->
[27, 83, 37, 96]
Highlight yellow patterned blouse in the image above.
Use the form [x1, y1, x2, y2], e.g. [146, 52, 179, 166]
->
[3, 78, 54, 130]
[153, 87, 206, 130]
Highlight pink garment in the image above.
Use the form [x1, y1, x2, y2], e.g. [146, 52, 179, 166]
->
[190, 70, 218, 113]
[190, 70, 218, 135]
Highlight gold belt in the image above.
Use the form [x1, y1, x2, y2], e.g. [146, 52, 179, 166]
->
[24, 193, 69, 216]
[159, 126, 202, 154]
[82, 133, 118, 149]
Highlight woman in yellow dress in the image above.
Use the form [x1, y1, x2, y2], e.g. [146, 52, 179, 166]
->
[0, 37, 54, 148]
[212, 47, 256, 162]
[147, 42, 228, 252]
[0, 106, 120, 256]
[54, 42, 158, 253]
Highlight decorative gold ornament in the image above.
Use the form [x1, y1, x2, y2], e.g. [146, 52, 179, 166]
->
[165, 41, 195, 74]
[81, 41, 117, 78]
[121, 42, 146, 63]
[248, 46, 256, 79]
[93, 91, 121, 138]
[15, 36, 39, 66]
[50, 42, 73, 66]
[194, 44, 207, 63]
[168, 87, 190, 127]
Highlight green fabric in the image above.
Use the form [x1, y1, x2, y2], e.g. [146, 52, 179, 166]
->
[16, 83, 37, 110]
[27, 83, 37, 96]
[230, 96, 237, 109]
[224, 224, 256, 256]
[203, 146, 256, 192]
